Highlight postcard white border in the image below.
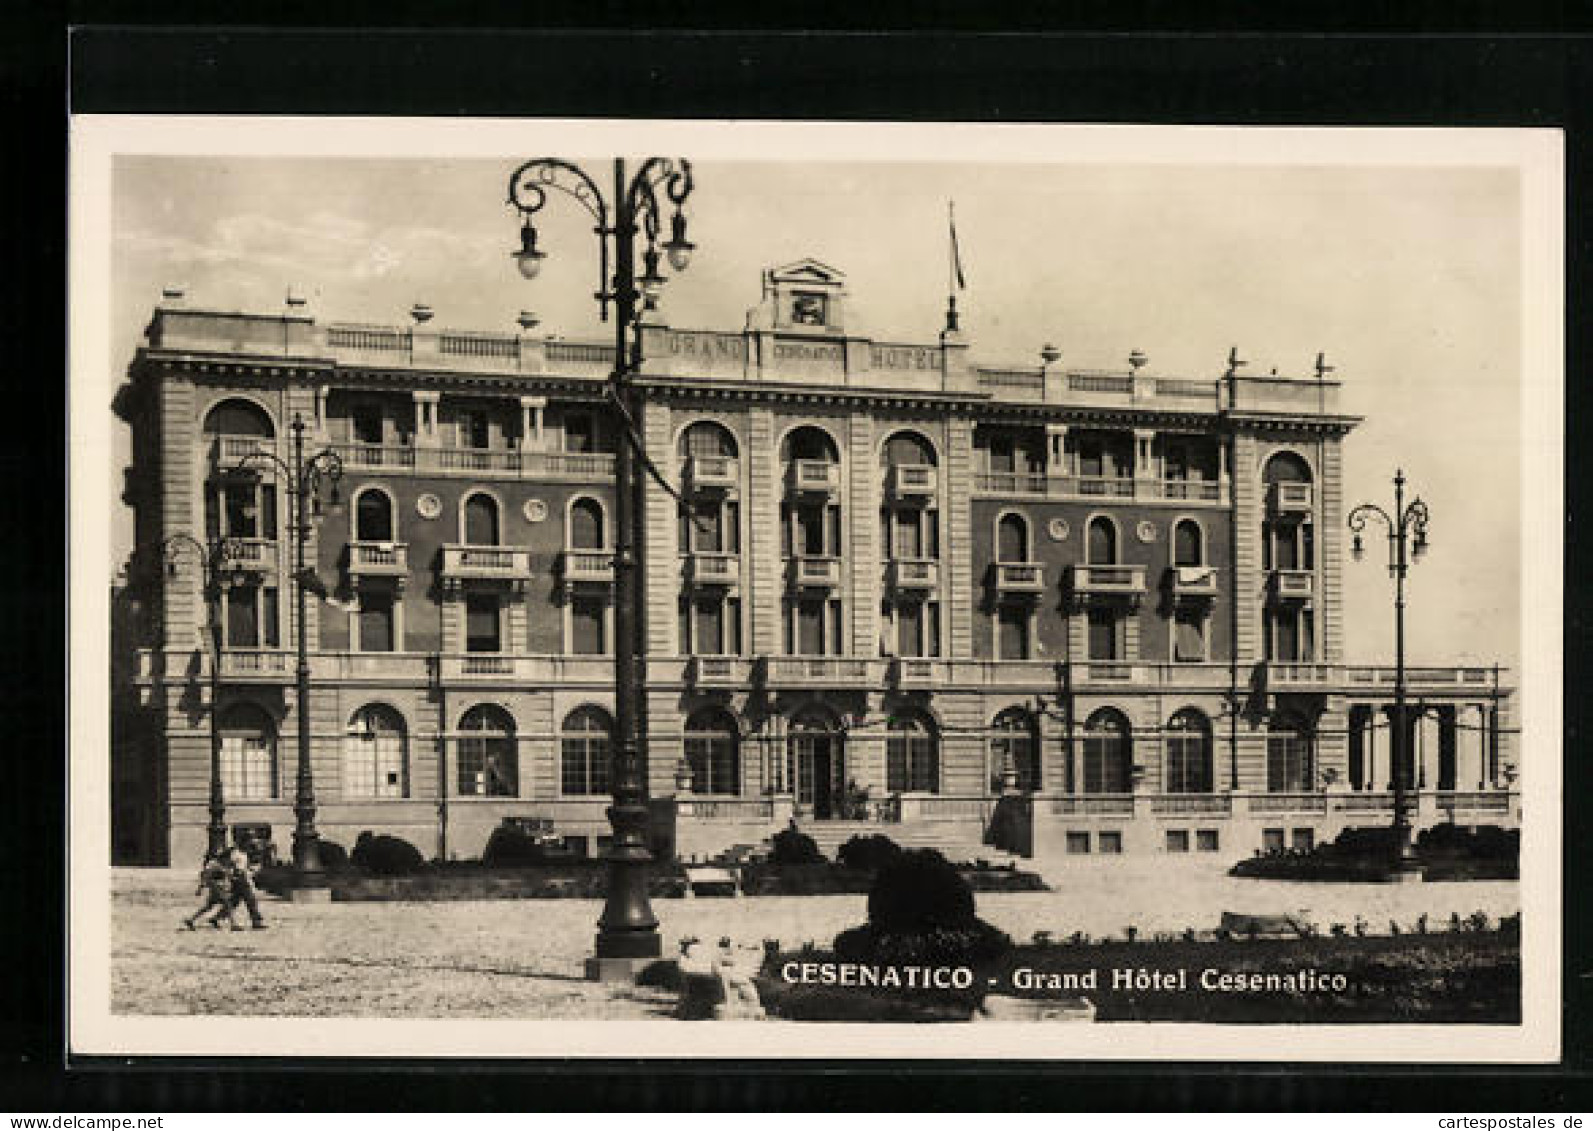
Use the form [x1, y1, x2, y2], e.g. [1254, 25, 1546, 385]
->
[68, 116, 1564, 1062]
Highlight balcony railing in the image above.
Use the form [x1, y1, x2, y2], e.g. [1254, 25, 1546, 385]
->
[212, 435, 274, 463]
[994, 561, 1047, 593]
[436, 446, 521, 472]
[225, 538, 278, 572]
[764, 657, 877, 684]
[788, 459, 841, 495]
[1048, 794, 1136, 816]
[887, 557, 939, 591]
[218, 650, 292, 680]
[1074, 475, 1136, 498]
[1334, 792, 1394, 812]
[1268, 662, 1335, 687]
[1247, 792, 1328, 814]
[687, 551, 740, 587]
[1071, 564, 1147, 599]
[685, 455, 738, 493]
[1268, 569, 1315, 603]
[329, 444, 615, 480]
[677, 797, 777, 822]
[889, 657, 945, 686]
[1270, 481, 1314, 514]
[347, 541, 408, 576]
[886, 464, 936, 502]
[791, 554, 842, 588]
[1149, 794, 1233, 815]
[688, 655, 750, 688]
[440, 545, 533, 581]
[971, 472, 1227, 505]
[561, 549, 614, 584]
[1168, 565, 1219, 599]
[1437, 790, 1513, 814]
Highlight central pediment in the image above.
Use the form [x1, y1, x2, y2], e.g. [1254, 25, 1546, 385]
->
[768, 258, 846, 288]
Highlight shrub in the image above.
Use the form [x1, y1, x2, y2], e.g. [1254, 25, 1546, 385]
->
[836, 833, 903, 873]
[832, 848, 1012, 967]
[317, 838, 350, 873]
[771, 825, 825, 866]
[482, 824, 550, 867]
[349, 831, 426, 875]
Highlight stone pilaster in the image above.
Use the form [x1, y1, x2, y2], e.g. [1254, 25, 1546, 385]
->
[747, 408, 781, 657]
[1229, 432, 1263, 665]
[1318, 437, 1345, 662]
[846, 412, 878, 656]
[641, 400, 678, 656]
[945, 416, 975, 658]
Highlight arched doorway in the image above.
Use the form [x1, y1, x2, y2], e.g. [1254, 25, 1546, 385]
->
[788, 706, 845, 820]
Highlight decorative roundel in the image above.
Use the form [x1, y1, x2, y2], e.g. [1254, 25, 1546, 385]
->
[415, 493, 442, 520]
[524, 498, 549, 523]
[1046, 517, 1070, 543]
[1136, 520, 1158, 544]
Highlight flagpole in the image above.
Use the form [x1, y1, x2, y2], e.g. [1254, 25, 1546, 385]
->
[946, 200, 960, 333]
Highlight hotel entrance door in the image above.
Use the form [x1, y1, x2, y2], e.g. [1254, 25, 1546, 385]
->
[790, 712, 845, 820]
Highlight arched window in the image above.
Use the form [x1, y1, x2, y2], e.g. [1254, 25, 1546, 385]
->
[1087, 516, 1118, 564]
[1267, 714, 1315, 793]
[880, 430, 937, 468]
[569, 497, 605, 550]
[887, 711, 940, 794]
[560, 706, 613, 796]
[997, 513, 1028, 562]
[463, 493, 499, 546]
[354, 490, 394, 543]
[1262, 451, 1313, 484]
[1173, 519, 1203, 568]
[343, 704, 407, 798]
[202, 398, 274, 438]
[679, 420, 738, 461]
[1165, 708, 1213, 794]
[458, 704, 517, 797]
[684, 708, 740, 796]
[781, 425, 840, 464]
[1082, 708, 1132, 794]
[991, 707, 1040, 793]
[217, 702, 277, 800]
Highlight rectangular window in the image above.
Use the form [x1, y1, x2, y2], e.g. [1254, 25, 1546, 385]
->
[987, 434, 1016, 474]
[1291, 828, 1315, 852]
[886, 731, 939, 793]
[1087, 608, 1118, 661]
[997, 605, 1029, 660]
[343, 731, 405, 798]
[226, 586, 260, 648]
[358, 590, 395, 652]
[1097, 831, 1123, 855]
[460, 410, 490, 449]
[892, 509, 922, 559]
[1195, 829, 1220, 852]
[1262, 828, 1286, 854]
[570, 595, 606, 655]
[220, 734, 276, 800]
[1267, 733, 1313, 792]
[261, 587, 279, 648]
[465, 594, 500, 653]
[1065, 831, 1091, 855]
[897, 603, 923, 657]
[1174, 607, 1206, 662]
[564, 413, 594, 453]
[794, 601, 824, 655]
[693, 596, 725, 655]
[1165, 829, 1190, 853]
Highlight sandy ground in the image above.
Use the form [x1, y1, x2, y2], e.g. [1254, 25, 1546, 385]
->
[111, 861, 1519, 1018]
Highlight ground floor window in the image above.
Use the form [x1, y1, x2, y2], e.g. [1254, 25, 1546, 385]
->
[1164, 708, 1214, 793]
[560, 706, 613, 796]
[1266, 718, 1315, 792]
[886, 712, 939, 793]
[218, 703, 277, 800]
[458, 704, 517, 796]
[990, 707, 1041, 792]
[1082, 708, 1132, 793]
[1166, 829, 1190, 852]
[683, 708, 740, 795]
[343, 703, 407, 798]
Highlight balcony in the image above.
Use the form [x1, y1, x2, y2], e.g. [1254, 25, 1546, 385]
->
[685, 455, 739, 493]
[763, 656, 877, 685]
[1167, 565, 1219, 601]
[212, 435, 274, 465]
[346, 540, 409, 579]
[993, 561, 1047, 594]
[1267, 662, 1335, 688]
[1268, 569, 1315, 603]
[224, 537, 278, 575]
[886, 557, 939, 592]
[1269, 481, 1314, 515]
[886, 464, 936, 503]
[687, 551, 740, 587]
[688, 655, 750, 688]
[888, 657, 945, 687]
[440, 544, 532, 583]
[788, 459, 841, 496]
[1070, 564, 1147, 600]
[217, 650, 292, 682]
[561, 549, 614, 585]
[790, 554, 842, 589]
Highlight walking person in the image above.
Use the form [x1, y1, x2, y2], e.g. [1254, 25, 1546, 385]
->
[182, 850, 243, 931]
[225, 837, 268, 930]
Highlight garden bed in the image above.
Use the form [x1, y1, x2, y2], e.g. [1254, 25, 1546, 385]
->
[259, 862, 691, 902]
[1231, 826, 1519, 883]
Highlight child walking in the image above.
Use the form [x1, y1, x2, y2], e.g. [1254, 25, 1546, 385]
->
[183, 850, 243, 931]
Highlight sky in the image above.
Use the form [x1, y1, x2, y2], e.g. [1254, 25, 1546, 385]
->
[104, 137, 1527, 669]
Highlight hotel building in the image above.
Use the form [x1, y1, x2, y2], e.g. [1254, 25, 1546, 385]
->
[111, 258, 1517, 866]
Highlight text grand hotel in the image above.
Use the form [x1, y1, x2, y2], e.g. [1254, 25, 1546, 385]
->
[112, 258, 1516, 865]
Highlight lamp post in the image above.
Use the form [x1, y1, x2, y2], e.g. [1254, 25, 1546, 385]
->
[1348, 468, 1431, 879]
[149, 533, 249, 857]
[229, 415, 343, 892]
[507, 155, 695, 980]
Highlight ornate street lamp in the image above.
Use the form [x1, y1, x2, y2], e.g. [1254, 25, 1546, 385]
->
[229, 415, 343, 892]
[507, 155, 695, 980]
[145, 533, 250, 857]
[1348, 468, 1431, 879]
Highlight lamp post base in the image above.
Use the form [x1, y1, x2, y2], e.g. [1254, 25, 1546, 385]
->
[585, 954, 659, 984]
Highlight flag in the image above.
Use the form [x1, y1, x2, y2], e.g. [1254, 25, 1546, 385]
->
[949, 201, 967, 291]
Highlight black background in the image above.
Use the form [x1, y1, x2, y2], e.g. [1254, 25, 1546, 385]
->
[7, 8, 1591, 1112]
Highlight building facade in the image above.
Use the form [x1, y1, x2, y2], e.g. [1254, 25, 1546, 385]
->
[112, 259, 1517, 866]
